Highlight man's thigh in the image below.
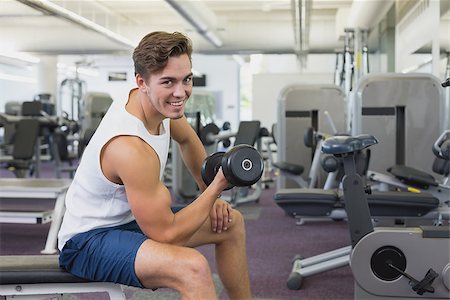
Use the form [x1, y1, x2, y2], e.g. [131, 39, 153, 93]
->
[184, 209, 244, 248]
[135, 238, 211, 289]
[59, 221, 147, 287]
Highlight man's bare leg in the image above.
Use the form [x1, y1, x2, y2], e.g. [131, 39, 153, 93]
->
[187, 210, 252, 299]
[135, 240, 218, 300]
[215, 210, 251, 299]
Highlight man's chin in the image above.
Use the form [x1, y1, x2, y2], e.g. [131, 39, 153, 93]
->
[172, 114, 184, 120]
[169, 110, 185, 119]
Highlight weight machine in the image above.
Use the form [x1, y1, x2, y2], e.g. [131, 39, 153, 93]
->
[334, 28, 369, 96]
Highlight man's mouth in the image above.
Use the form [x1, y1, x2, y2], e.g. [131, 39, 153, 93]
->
[169, 100, 184, 107]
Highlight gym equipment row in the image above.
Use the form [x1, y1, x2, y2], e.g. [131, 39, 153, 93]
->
[273, 77, 450, 292]
[0, 92, 113, 179]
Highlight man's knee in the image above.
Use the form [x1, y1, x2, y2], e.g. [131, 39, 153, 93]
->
[182, 248, 212, 281]
[230, 210, 246, 238]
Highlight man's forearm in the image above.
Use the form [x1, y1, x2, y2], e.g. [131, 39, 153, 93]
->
[178, 140, 208, 191]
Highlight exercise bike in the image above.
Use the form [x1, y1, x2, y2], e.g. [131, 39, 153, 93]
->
[321, 134, 450, 299]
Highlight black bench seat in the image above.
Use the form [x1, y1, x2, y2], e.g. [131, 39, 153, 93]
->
[274, 189, 439, 219]
[0, 255, 86, 285]
[0, 255, 127, 299]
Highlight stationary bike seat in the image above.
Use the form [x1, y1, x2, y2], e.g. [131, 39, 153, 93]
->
[322, 134, 378, 155]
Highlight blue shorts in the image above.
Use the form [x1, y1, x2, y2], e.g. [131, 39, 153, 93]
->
[59, 220, 147, 288]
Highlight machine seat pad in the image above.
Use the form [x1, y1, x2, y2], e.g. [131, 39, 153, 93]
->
[387, 165, 437, 189]
[272, 161, 304, 176]
[274, 189, 338, 217]
[0, 255, 88, 285]
[365, 191, 439, 217]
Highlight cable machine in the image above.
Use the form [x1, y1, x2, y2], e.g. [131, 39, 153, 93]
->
[58, 61, 88, 124]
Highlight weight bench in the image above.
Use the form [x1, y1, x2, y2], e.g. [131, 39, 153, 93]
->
[0, 255, 126, 299]
[275, 188, 441, 290]
[275, 188, 440, 224]
[274, 189, 346, 224]
[367, 190, 440, 218]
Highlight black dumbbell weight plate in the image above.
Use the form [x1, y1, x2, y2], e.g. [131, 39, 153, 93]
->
[201, 152, 234, 190]
[199, 123, 220, 146]
[222, 145, 263, 187]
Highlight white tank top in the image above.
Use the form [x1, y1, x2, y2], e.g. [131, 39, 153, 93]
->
[58, 94, 171, 250]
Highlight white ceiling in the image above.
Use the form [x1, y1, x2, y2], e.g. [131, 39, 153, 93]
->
[0, 0, 449, 57]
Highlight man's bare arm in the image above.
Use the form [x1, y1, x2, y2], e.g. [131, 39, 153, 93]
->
[101, 135, 227, 245]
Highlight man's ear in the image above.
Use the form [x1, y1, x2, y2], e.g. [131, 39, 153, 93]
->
[136, 73, 147, 93]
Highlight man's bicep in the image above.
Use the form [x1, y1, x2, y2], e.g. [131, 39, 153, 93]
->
[117, 144, 175, 241]
[127, 180, 174, 241]
[170, 116, 197, 144]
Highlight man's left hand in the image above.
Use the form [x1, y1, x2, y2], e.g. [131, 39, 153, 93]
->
[210, 198, 233, 233]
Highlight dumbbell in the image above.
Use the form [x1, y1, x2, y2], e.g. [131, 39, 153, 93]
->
[201, 144, 264, 190]
[199, 122, 234, 147]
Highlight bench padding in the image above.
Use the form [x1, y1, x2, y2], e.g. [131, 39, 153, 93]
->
[274, 189, 339, 216]
[0, 255, 87, 285]
[365, 191, 439, 217]
[274, 189, 439, 218]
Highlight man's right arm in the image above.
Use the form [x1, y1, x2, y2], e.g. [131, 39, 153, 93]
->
[101, 135, 228, 245]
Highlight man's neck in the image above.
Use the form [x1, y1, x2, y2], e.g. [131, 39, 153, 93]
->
[126, 88, 163, 135]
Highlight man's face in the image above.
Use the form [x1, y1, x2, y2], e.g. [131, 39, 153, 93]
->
[144, 54, 193, 119]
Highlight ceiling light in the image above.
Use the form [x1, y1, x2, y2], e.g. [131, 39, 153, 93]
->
[17, 0, 135, 49]
[0, 72, 37, 83]
[165, 0, 223, 48]
[0, 51, 40, 64]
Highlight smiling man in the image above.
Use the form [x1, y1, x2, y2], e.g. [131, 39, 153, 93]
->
[57, 31, 251, 300]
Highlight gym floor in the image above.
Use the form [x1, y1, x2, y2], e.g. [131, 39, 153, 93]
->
[0, 162, 354, 300]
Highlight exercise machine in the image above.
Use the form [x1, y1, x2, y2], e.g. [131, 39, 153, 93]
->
[350, 73, 446, 175]
[270, 111, 342, 190]
[277, 84, 347, 189]
[275, 149, 372, 217]
[367, 130, 450, 222]
[0, 119, 40, 178]
[0, 102, 59, 178]
[321, 134, 449, 299]
[285, 145, 442, 290]
[283, 130, 448, 289]
[335, 28, 369, 96]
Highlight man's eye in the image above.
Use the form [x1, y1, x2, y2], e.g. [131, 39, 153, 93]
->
[163, 80, 173, 86]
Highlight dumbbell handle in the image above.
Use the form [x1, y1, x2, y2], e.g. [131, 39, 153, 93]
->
[206, 131, 237, 143]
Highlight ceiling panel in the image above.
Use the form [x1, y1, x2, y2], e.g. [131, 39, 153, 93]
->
[0, 0, 448, 57]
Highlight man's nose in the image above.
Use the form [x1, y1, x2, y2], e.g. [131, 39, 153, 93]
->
[173, 82, 188, 97]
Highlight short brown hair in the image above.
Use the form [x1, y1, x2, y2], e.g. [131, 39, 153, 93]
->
[133, 31, 193, 79]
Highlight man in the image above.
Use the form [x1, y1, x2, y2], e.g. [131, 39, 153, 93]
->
[58, 31, 251, 300]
